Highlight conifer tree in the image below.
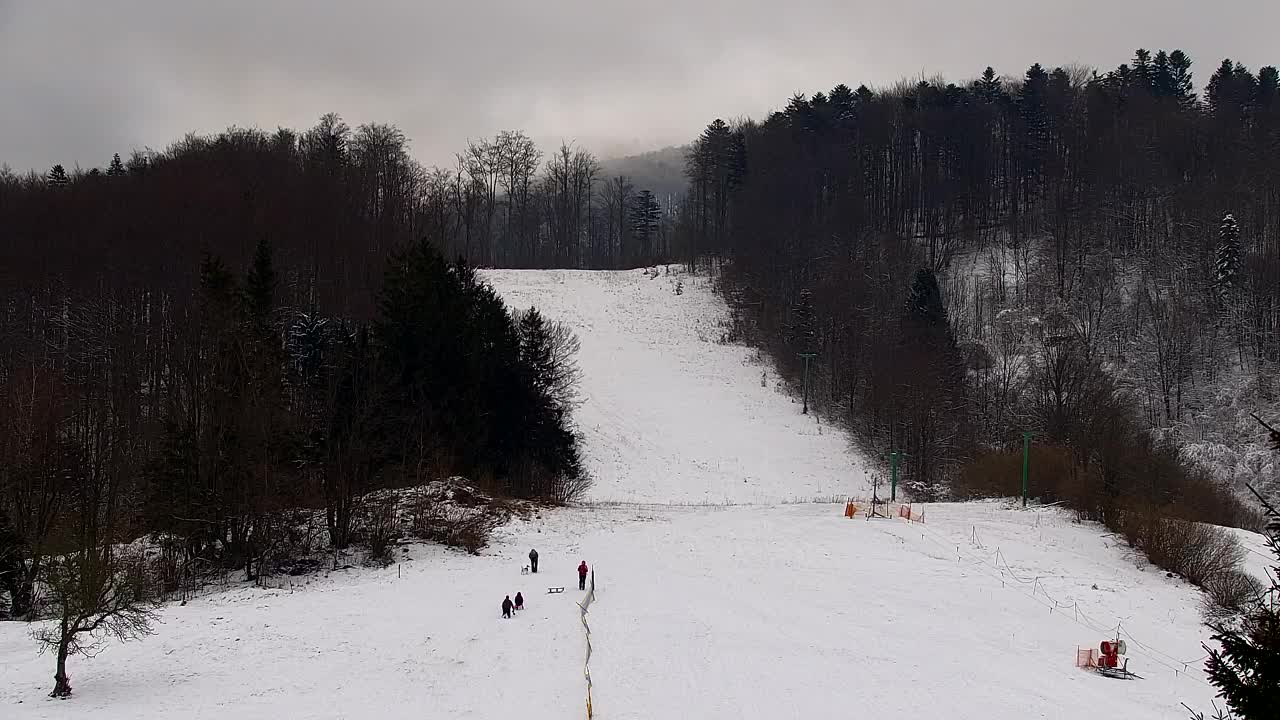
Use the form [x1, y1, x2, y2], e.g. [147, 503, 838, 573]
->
[106, 153, 125, 177]
[244, 237, 278, 330]
[976, 66, 1003, 102]
[792, 288, 817, 353]
[46, 164, 69, 187]
[630, 190, 661, 257]
[1197, 485, 1280, 719]
[906, 268, 949, 328]
[1216, 212, 1242, 304]
[519, 308, 555, 400]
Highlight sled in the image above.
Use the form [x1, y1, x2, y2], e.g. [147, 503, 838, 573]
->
[547, 587, 564, 594]
[1096, 665, 1142, 680]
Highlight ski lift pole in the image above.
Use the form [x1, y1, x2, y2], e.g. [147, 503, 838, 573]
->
[890, 450, 899, 503]
[798, 352, 817, 414]
[1022, 431, 1032, 508]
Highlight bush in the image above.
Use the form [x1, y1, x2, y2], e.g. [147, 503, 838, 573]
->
[947, 440, 1261, 602]
[407, 500, 493, 555]
[1123, 513, 1245, 587]
[359, 495, 399, 567]
[399, 482, 503, 554]
[954, 444, 1093, 505]
[1202, 569, 1265, 621]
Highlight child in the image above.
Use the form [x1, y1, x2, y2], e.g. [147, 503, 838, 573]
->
[502, 595, 514, 619]
[578, 561, 589, 591]
[514, 592, 524, 611]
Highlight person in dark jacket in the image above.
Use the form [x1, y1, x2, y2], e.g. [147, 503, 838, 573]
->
[529, 549, 539, 574]
[577, 561, 589, 591]
[502, 595, 513, 619]
[514, 592, 524, 611]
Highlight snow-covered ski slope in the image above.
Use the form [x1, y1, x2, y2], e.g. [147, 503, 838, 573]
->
[0, 267, 1247, 719]
[483, 268, 866, 504]
[0, 504, 1236, 719]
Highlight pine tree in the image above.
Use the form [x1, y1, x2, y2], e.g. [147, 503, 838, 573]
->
[244, 236, 278, 330]
[1198, 486, 1280, 720]
[792, 288, 817, 353]
[1133, 49, 1154, 91]
[976, 67, 1002, 102]
[518, 308, 555, 400]
[1208, 60, 1258, 126]
[46, 164, 69, 187]
[1168, 50, 1197, 109]
[1257, 67, 1280, 113]
[106, 153, 125, 177]
[1216, 212, 1242, 304]
[630, 190, 661, 258]
[829, 84, 855, 125]
[1019, 64, 1051, 181]
[906, 268, 948, 328]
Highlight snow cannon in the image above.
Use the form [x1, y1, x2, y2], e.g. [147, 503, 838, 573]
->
[1099, 640, 1125, 668]
[1092, 640, 1138, 679]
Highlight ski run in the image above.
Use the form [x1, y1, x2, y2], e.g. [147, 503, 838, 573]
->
[1, 267, 1264, 719]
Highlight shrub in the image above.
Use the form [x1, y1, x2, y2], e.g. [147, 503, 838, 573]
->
[408, 501, 493, 554]
[954, 444, 1090, 504]
[359, 495, 399, 567]
[1202, 570, 1265, 621]
[1125, 513, 1244, 587]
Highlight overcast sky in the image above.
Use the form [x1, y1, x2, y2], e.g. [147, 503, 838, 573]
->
[2, 0, 1277, 173]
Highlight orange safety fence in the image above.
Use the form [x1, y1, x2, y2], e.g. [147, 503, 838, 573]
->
[898, 504, 925, 523]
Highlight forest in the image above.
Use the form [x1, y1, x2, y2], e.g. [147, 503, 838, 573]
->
[676, 50, 1280, 522]
[3, 45, 1280, 699]
[0, 119, 590, 695]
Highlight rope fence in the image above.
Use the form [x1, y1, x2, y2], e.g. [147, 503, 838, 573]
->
[883, 511, 1216, 686]
[579, 570, 596, 719]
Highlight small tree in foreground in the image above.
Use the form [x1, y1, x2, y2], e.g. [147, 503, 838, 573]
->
[1190, 484, 1280, 719]
[34, 548, 159, 697]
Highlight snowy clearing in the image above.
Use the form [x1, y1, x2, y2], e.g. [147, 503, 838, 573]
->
[0, 267, 1260, 719]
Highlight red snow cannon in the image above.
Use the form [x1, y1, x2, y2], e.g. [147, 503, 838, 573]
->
[1099, 640, 1126, 668]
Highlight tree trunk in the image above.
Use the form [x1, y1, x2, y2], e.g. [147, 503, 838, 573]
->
[5, 574, 34, 618]
[51, 634, 71, 697]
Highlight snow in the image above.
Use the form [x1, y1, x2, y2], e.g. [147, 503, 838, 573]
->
[0, 267, 1265, 719]
[482, 267, 866, 504]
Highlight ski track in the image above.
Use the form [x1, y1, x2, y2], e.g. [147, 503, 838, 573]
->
[483, 268, 867, 505]
[0, 267, 1259, 719]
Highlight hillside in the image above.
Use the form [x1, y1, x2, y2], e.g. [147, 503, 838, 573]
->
[0, 267, 1254, 719]
[598, 146, 688, 203]
[483, 268, 864, 504]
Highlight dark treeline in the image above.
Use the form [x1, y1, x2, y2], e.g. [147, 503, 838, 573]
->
[0, 117, 588, 651]
[680, 50, 1275, 531]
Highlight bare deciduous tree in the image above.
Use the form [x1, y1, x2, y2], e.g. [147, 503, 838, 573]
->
[35, 549, 159, 698]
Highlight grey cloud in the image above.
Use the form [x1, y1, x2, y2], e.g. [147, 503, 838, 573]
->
[2, 0, 1277, 172]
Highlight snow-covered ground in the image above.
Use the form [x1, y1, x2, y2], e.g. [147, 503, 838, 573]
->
[0, 267, 1261, 719]
[0, 503, 1241, 719]
[483, 268, 865, 504]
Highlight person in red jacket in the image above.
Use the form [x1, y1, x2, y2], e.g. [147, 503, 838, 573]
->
[577, 561, 589, 591]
